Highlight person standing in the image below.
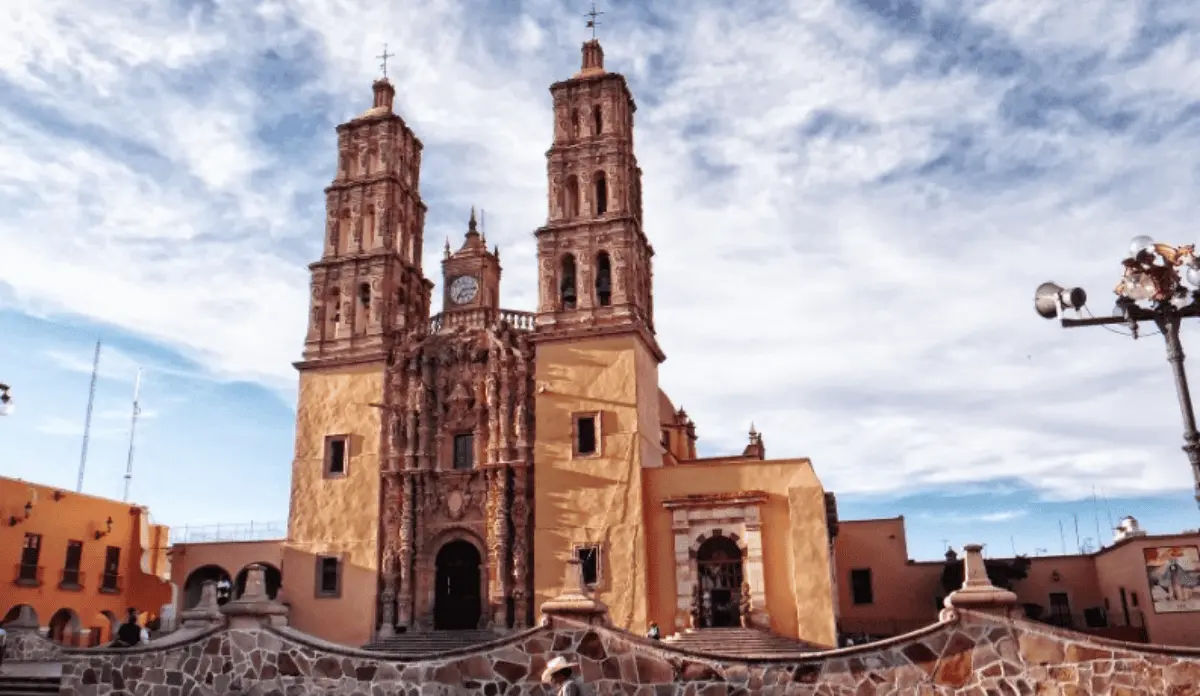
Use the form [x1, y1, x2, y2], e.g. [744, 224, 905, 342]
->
[646, 622, 661, 640]
[0, 623, 8, 674]
[541, 656, 582, 696]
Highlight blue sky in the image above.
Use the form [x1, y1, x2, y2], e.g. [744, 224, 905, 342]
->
[2, 0, 1200, 561]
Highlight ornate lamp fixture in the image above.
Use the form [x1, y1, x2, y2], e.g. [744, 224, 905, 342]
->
[1036, 237, 1200, 510]
[8, 501, 33, 526]
[94, 516, 113, 540]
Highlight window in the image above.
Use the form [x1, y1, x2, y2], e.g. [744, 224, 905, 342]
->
[592, 105, 603, 135]
[316, 556, 341, 597]
[849, 568, 873, 605]
[1131, 591, 1140, 608]
[574, 414, 598, 457]
[17, 533, 42, 584]
[595, 252, 612, 306]
[325, 436, 348, 477]
[564, 177, 580, 219]
[453, 433, 475, 470]
[560, 254, 578, 309]
[660, 428, 669, 449]
[575, 545, 601, 587]
[101, 546, 121, 592]
[571, 108, 581, 139]
[594, 172, 608, 215]
[62, 540, 83, 588]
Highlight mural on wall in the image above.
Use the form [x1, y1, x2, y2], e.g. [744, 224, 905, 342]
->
[1143, 545, 1200, 613]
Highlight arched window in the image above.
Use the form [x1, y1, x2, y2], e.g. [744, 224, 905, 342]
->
[364, 206, 376, 249]
[365, 148, 377, 175]
[326, 287, 341, 339]
[571, 109, 581, 139]
[355, 283, 371, 335]
[595, 252, 612, 307]
[338, 209, 352, 255]
[592, 105, 602, 135]
[560, 255, 578, 310]
[564, 176, 580, 219]
[593, 171, 608, 216]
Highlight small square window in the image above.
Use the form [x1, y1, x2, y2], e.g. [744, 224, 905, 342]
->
[325, 436, 348, 477]
[316, 556, 341, 597]
[574, 413, 599, 457]
[575, 544, 601, 587]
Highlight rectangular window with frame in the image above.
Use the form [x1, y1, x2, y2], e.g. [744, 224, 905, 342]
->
[850, 568, 873, 605]
[453, 433, 475, 470]
[101, 546, 121, 592]
[316, 556, 341, 597]
[62, 540, 83, 588]
[325, 435, 349, 477]
[575, 544, 601, 588]
[574, 413, 599, 457]
[18, 533, 42, 583]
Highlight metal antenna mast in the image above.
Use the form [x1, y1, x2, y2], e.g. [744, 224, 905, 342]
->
[122, 368, 143, 502]
[77, 340, 102, 493]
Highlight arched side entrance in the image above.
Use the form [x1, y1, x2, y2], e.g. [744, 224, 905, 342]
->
[235, 563, 282, 600]
[695, 535, 746, 628]
[2, 604, 38, 627]
[434, 539, 483, 630]
[183, 564, 233, 609]
[48, 608, 82, 646]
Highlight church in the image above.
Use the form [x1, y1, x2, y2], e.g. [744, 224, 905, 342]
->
[268, 38, 837, 648]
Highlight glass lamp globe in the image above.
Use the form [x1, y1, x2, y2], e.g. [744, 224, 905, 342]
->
[1185, 265, 1200, 287]
[1129, 235, 1156, 258]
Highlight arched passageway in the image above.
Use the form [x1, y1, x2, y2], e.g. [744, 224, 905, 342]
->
[434, 540, 483, 630]
[696, 535, 745, 628]
[48, 608, 81, 645]
[235, 563, 282, 600]
[183, 564, 233, 609]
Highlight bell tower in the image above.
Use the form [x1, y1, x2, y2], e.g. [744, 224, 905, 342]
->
[533, 39, 663, 362]
[301, 77, 433, 366]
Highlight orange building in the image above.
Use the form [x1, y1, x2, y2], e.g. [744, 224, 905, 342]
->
[0, 476, 173, 646]
[832, 515, 1200, 647]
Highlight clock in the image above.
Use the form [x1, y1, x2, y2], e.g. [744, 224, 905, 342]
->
[449, 275, 479, 305]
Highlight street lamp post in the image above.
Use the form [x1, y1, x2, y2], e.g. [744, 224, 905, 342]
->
[0, 382, 12, 417]
[1036, 236, 1200, 509]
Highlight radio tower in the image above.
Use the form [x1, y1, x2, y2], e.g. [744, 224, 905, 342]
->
[122, 368, 143, 503]
[76, 340, 102, 493]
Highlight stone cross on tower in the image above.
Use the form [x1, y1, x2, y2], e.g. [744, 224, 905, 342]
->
[585, 2, 603, 39]
[377, 44, 394, 78]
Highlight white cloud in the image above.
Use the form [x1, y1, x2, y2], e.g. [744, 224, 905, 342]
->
[4, 1, 1200, 502]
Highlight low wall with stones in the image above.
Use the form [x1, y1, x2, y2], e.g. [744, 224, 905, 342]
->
[15, 610, 1197, 695]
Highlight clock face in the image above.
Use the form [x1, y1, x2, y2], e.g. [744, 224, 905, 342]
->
[449, 275, 479, 305]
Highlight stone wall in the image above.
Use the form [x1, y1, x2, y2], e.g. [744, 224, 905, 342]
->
[10, 611, 1194, 695]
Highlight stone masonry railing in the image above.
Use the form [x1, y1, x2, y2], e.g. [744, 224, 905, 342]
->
[4, 552, 1200, 694]
[429, 307, 536, 334]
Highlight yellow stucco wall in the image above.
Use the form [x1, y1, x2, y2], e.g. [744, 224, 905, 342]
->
[532, 335, 659, 631]
[286, 363, 384, 646]
[642, 461, 836, 647]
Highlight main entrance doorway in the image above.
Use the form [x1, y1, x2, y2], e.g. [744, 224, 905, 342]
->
[696, 535, 744, 628]
[434, 540, 483, 630]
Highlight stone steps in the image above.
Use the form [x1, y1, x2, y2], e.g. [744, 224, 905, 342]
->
[0, 675, 62, 695]
[663, 628, 820, 658]
[362, 629, 510, 655]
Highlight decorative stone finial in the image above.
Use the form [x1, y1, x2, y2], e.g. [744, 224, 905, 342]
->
[180, 580, 225, 628]
[539, 557, 609, 626]
[221, 565, 289, 628]
[944, 543, 1018, 617]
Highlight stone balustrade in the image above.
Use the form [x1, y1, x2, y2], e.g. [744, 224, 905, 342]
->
[5, 550, 1200, 694]
[429, 307, 536, 334]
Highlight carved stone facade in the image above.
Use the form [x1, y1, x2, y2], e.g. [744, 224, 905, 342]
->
[534, 40, 663, 361]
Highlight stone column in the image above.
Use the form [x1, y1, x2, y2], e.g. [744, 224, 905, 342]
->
[944, 544, 1019, 619]
[742, 506, 769, 629]
[396, 473, 415, 628]
[670, 509, 692, 631]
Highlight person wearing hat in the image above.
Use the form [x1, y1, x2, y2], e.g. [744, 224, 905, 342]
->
[541, 655, 582, 695]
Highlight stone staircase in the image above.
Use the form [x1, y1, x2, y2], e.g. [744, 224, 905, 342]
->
[664, 628, 821, 658]
[362, 629, 509, 656]
[0, 674, 62, 696]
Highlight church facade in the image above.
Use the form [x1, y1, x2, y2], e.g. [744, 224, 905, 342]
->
[278, 39, 838, 648]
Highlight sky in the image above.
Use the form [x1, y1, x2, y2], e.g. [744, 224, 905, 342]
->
[2, 0, 1200, 562]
